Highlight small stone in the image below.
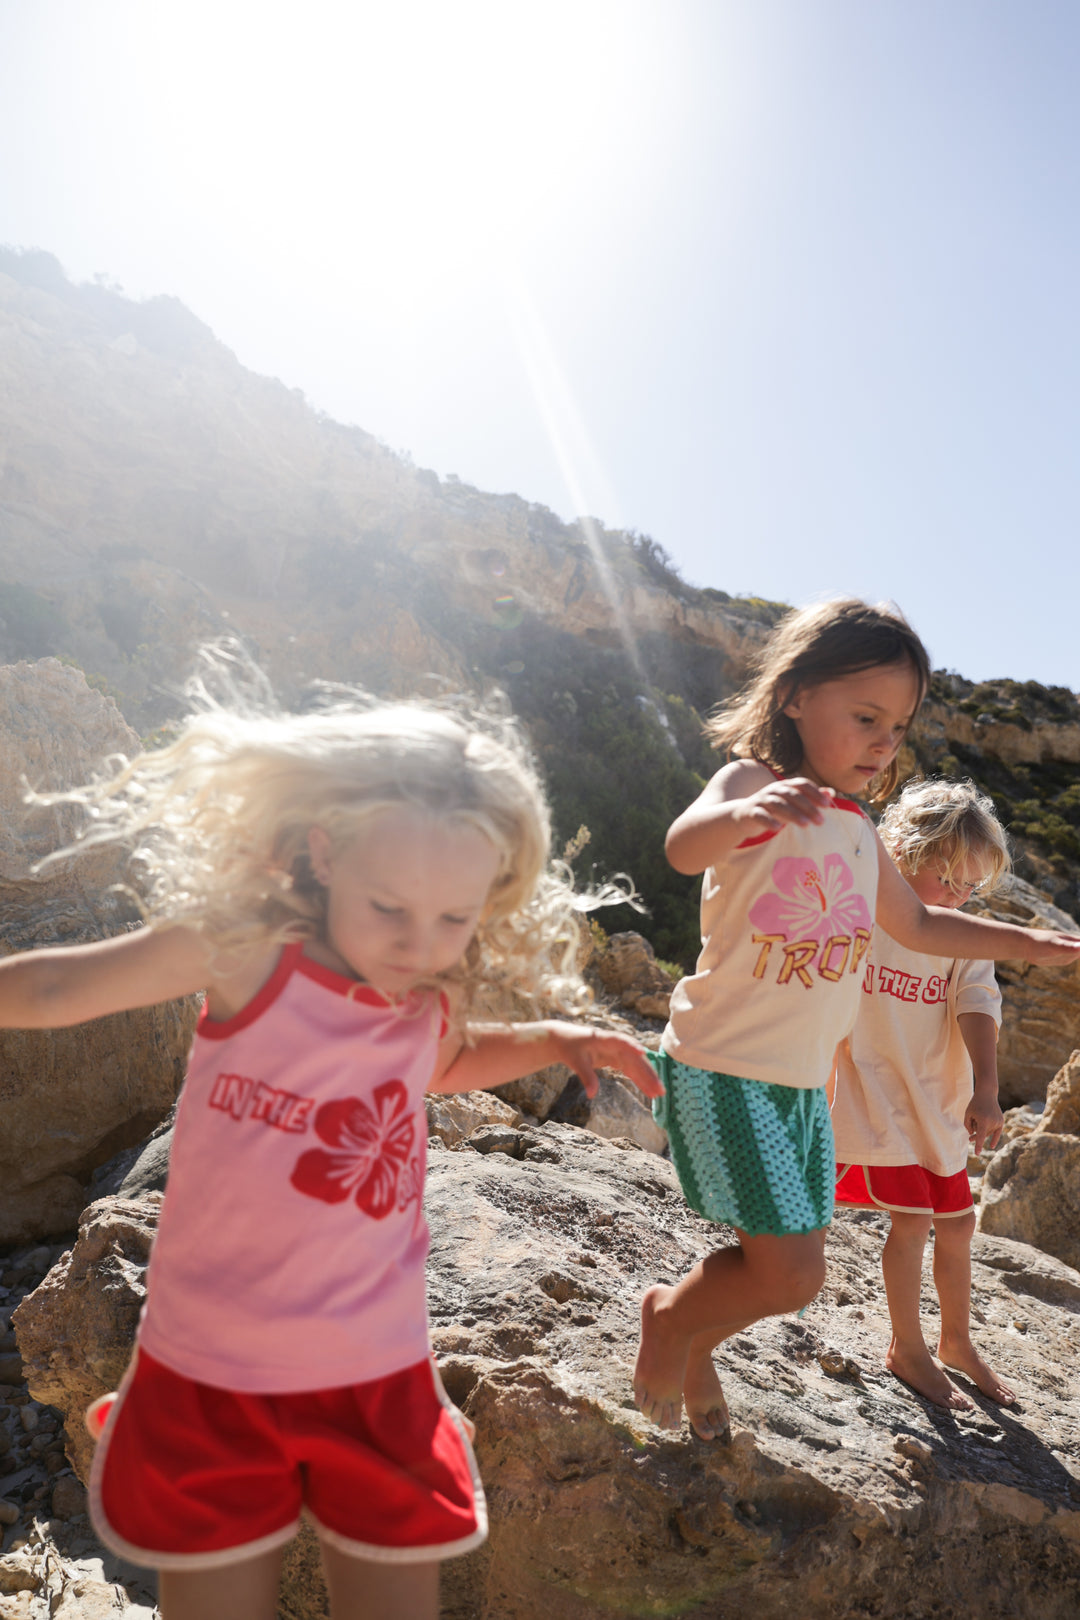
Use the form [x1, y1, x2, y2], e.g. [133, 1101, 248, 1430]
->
[467, 1125, 523, 1157]
[23, 1250, 51, 1278]
[17, 1409, 36, 1434]
[894, 1434, 934, 1466]
[0, 1500, 18, 1526]
[817, 1350, 863, 1383]
[0, 1553, 37, 1592]
[0, 1357, 22, 1386]
[50, 1475, 88, 1521]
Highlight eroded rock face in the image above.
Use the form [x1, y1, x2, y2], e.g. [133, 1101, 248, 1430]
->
[1037, 1049, 1080, 1136]
[978, 1048, 1080, 1271]
[591, 931, 677, 1022]
[15, 1128, 1080, 1620]
[0, 661, 199, 1245]
[967, 876, 1080, 1106]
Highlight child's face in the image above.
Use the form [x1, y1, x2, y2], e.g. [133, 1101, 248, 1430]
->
[903, 854, 989, 910]
[782, 660, 920, 796]
[307, 808, 501, 992]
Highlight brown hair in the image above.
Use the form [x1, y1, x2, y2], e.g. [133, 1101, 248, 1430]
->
[878, 778, 1010, 893]
[704, 598, 931, 802]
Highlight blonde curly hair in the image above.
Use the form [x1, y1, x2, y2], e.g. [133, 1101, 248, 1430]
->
[878, 777, 1010, 894]
[35, 647, 611, 1021]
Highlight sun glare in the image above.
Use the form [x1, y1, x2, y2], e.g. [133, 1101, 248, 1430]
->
[113, 1, 648, 319]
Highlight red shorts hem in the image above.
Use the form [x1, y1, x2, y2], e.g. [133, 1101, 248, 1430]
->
[835, 1162, 973, 1217]
[89, 1348, 486, 1569]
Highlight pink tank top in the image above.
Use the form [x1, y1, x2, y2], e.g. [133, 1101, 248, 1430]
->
[137, 943, 444, 1393]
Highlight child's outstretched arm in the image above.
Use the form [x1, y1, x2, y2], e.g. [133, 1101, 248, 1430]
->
[0, 926, 212, 1029]
[665, 759, 834, 874]
[957, 1011, 1004, 1154]
[875, 835, 1080, 967]
[430, 1021, 663, 1102]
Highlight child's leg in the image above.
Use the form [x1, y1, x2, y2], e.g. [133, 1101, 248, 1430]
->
[933, 1211, 1016, 1404]
[158, 1548, 284, 1620]
[322, 1547, 439, 1620]
[881, 1212, 972, 1410]
[635, 1229, 827, 1433]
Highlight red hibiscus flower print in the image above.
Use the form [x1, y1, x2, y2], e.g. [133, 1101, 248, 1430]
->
[290, 1080, 415, 1219]
[748, 854, 872, 945]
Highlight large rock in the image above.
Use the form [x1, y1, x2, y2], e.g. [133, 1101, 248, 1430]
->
[0, 659, 199, 1244]
[967, 875, 1080, 1106]
[591, 930, 677, 1021]
[978, 1048, 1080, 1270]
[15, 1126, 1080, 1619]
[1036, 1049, 1080, 1136]
[547, 1068, 667, 1154]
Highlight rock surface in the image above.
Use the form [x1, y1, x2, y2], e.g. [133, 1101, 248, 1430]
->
[967, 875, 1080, 1106]
[0, 1238, 157, 1619]
[14, 1126, 1080, 1619]
[1037, 1049, 1080, 1136]
[590, 931, 677, 1022]
[978, 1048, 1080, 1271]
[0, 661, 199, 1246]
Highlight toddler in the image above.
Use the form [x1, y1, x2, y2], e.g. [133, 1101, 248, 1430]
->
[833, 778, 1014, 1408]
[0, 653, 660, 1620]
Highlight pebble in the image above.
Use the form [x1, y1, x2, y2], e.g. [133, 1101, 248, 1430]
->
[0, 1501, 18, 1527]
[17, 1410, 36, 1435]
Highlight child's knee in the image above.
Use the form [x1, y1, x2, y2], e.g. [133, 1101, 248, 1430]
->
[933, 1209, 976, 1246]
[761, 1250, 826, 1314]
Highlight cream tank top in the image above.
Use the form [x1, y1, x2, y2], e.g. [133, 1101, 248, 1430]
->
[663, 794, 878, 1089]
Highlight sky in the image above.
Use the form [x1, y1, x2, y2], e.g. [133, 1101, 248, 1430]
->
[1, 0, 1079, 687]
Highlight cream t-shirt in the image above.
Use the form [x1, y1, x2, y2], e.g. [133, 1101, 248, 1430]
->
[831, 930, 1002, 1176]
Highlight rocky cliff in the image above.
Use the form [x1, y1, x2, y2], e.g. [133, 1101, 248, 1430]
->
[2, 245, 1079, 1076]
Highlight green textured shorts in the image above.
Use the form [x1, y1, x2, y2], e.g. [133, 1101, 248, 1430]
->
[650, 1051, 835, 1237]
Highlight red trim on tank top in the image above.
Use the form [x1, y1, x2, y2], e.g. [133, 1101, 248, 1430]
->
[734, 786, 868, 849]
[197, 942, 394, 1042]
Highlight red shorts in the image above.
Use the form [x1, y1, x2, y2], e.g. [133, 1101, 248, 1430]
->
[835, 1162, 973, 1218]
[89, 1349, 486, 1572]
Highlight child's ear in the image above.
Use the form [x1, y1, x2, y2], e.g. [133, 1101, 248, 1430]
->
[781, 688, 804, 720]
[307, 827, 333, 886]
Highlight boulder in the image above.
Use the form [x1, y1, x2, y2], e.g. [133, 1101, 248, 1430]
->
[14, 1127, 1080, 1619]
[425, 1090, 522, 1149]
[979, 1134, 1080, 1272]
[967, 876, 1080, 1106]
[591, 930, 676, 1021]
[0, 659, 199, 1244]
[547, 1068, 667, 1154]
[493, 1062, 572, 1121]
[978, 1049, 1080, 1271]
[1036, 1049, 1080, 1136]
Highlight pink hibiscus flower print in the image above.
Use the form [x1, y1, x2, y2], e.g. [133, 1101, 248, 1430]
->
[290, 1080, 415, 1219]
[748, 854, 872, 945]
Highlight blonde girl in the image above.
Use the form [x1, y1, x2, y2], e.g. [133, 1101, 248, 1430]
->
[0, 655, 660, 1620]
[634, 599, 1080, 1441]
[832, 779, 1014, 1409]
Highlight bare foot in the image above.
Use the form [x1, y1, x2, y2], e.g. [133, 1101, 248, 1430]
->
[885, 1337, 974, 1411]
[683, 1345, 731, 1442]
[938, 1339, 1017, 1405]
[633, 1286, 687, 1431]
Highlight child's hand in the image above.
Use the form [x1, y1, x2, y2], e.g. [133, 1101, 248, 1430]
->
[548, 1024, 664, 1102]
[1019, 930, 1080, 967]
[737, 777, 835, 838]
[965, 1095, 1004, 1155]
